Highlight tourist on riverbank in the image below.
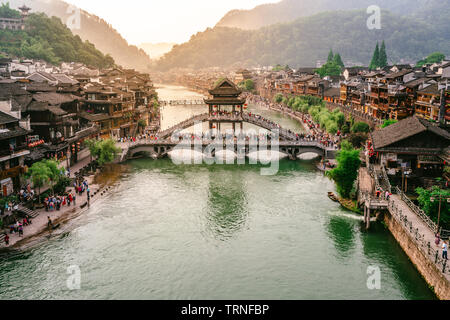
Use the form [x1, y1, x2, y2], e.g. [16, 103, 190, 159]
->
[435, 233, 441, 246]
[4, 234, 9, 246]
[18, 224, 23, 237]
[443, 241, 448, 260]
[47, 217, 53, 230]
[68, 193, 73, 207]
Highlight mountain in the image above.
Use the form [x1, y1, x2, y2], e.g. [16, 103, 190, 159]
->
[216, 0, 443, 30]
[10, 0, 152, 71]
[157, 8, 450, 70]
[0, 6, 114, 68]
[138, 43, 176, 60]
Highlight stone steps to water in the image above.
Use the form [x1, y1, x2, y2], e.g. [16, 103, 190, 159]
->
[17, 206, 39, 219]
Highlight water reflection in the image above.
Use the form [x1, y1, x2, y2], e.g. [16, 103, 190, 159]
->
[326, 215, 356, 259]
[205, 169, 249, 240]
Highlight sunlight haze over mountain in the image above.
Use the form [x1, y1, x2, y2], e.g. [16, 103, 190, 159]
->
[63, 0, 280, 44]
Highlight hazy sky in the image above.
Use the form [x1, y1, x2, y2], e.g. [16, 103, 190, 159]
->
[63, 0, 280, 45]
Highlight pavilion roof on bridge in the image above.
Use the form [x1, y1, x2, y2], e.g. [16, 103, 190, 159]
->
[204, 78, 245, 106]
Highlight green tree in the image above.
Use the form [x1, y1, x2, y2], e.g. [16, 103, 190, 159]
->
[379, 41, 388, 68]
[0, 2, 21, 18]
[340, 140, 354, 151]
[333, 53, 345, 68]
[369, 42, 380, 70]
[416, 187, 450, 229]
[327, 49, 334, 62]
[315, 61, 342, 77]
[44, 160, 64, 196]
[26, 161, 51, 203]
[347, 133, 368, 148]
[85, 139, 120, 166]
[381, 119, 398, 128]
[239, 79, 254, 92]
[335, 112, 346, 129]
[351, 122, 370, 134]
[341, 124, 350, 135]
[273, 93, 283, 104]
[326, 147, 361, 199]
[326, 121, 338, 135]
[416, 52, 446, 67]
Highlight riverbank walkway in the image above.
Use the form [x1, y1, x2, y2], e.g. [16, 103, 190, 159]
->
[363, 161, 450, 281]
[0, 155, 103, 249]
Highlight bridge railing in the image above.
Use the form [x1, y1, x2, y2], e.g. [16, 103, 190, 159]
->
[160, 100, 206, 106]
[157, 113, 209, 138]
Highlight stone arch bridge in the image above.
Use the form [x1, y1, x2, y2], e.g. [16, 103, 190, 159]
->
[118, 112, 337, 161]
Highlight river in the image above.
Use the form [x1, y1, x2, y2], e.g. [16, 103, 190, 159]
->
[0, 84, 435, 300]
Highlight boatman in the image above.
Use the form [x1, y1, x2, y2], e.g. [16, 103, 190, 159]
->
[47, 217, 53, 230]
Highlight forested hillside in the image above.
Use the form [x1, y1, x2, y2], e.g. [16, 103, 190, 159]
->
[10, 0, 152, 71]
[216, 0, 447, 30]
[157, 8, 450, 70]
[0, 6, 114, 68]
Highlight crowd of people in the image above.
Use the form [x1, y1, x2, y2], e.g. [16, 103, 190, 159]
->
[43, 179, 90, 212]
[6, 215, 33, 245]
[117, 134, 158, 144]
[18, 186, 35, 202]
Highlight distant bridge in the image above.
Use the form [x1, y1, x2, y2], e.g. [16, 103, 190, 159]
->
[160, 100, 206, 106]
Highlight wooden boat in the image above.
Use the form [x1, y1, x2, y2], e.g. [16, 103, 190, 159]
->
[328, 192, 339, 202]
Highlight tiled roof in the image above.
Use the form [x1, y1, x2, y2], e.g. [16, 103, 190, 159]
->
[32, 92, 80, 105]
[79, 112, 110, 122]
[418, 83, 440, 95]
[0, 127, 29, 141]
[371, 116, 450, 150]
[208, 78, 242, 96]
[0, 110, 17, 125]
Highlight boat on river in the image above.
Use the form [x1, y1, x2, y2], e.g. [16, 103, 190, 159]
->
[328, 192, 339, 202]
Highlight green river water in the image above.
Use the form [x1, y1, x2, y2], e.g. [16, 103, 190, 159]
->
[0, 85, 436, 300]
